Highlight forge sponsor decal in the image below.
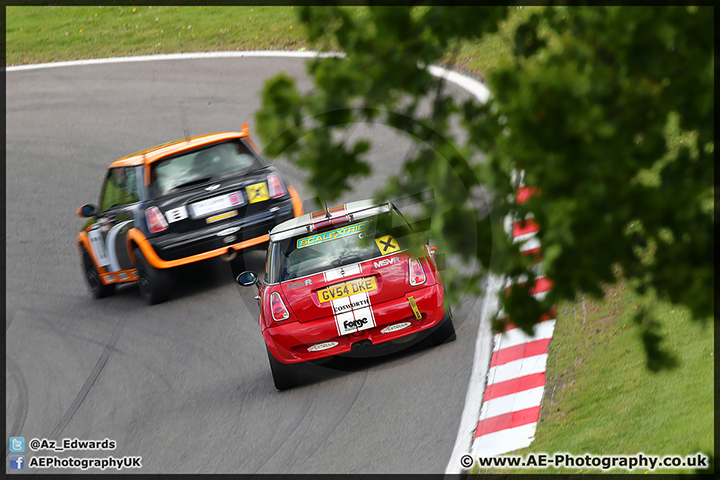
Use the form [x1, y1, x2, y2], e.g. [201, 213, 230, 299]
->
[332, 293, 376, 336]
[246, 182, 269, 203]
[343, 316, 370, 330]
[375, 235, 400, 255]
[318, 277, 377, 303]
[297, 221, 370, 249]
[321, 264, 377, 335]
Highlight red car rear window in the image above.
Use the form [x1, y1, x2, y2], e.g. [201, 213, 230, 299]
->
[268, 211, 411, 283]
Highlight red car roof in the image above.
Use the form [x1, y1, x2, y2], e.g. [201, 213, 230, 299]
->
[269, 199, 392, 243]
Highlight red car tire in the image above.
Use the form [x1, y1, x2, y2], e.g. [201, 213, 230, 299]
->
[429, 309, 456, 346]
[267, 347, 304, 391]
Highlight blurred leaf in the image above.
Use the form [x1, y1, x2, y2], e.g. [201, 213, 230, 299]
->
[255, 6, 713, 370]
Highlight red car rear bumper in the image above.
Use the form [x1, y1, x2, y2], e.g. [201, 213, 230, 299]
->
[263, 283, 446, 364]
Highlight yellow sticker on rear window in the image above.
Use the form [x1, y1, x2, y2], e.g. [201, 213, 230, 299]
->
[246, 182, 269, 203]
[318, 277, 378, 303]
[375, 235, 400, 255]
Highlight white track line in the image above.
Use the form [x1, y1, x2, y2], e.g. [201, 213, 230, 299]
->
[5, 50, 343, 72]
[445, 273, 503, 476]
[6, 50, 499, 476]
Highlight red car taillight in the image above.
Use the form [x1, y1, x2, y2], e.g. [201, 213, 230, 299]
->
[267, 172, 288, 199]
[408, 257, 426, 286]
[270, 291, 290, 321]
[146, 206, 168, 234]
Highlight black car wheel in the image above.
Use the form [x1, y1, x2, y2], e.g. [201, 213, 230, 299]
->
[267, 347, 304, 391]
[133, 247, 170, 305]
[81, 247, 116, 299]
[229, 253, 248, 281]
[430, 308, 457, 346]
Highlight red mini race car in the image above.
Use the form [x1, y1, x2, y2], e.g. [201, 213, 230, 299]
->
[236, 199, 455, 390]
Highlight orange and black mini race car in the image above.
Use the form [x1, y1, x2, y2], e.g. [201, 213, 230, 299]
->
[76, 124, 303, 304]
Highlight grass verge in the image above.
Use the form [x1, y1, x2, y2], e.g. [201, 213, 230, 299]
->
[6, 6, 310, 66]
[497, 282, 714, 474]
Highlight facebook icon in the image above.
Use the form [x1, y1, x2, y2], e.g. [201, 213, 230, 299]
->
[10, 455, 24, 470]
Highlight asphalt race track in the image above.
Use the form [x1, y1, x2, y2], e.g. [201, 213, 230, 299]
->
[6, 56, 492, 474]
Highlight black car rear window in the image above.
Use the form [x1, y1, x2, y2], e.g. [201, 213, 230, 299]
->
[267, 210, 412, 283]
[149, 140, 261, 197]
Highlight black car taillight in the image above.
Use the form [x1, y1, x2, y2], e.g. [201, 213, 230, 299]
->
[146, 206, 168, 234]
[267, 172, 288, 199]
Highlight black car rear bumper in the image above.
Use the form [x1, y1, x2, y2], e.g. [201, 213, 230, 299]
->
[129, 196, 297, 270]
[150, 199, 295, 262]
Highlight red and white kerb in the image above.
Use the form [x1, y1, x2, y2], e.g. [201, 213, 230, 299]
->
[471, 174, 556, 457]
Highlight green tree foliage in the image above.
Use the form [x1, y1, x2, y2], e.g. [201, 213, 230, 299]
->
[255, 6, 713, 354]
